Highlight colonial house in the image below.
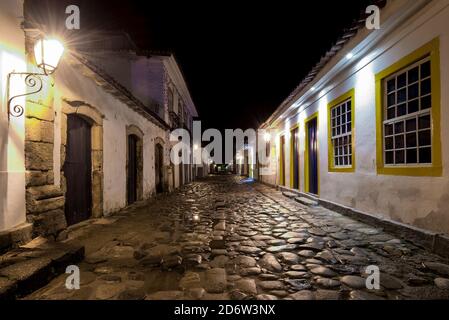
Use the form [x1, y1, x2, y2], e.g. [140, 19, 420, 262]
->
[79, 36, 198, 190]
[258, 0, 449, 253]
[0, 0, 199, 252]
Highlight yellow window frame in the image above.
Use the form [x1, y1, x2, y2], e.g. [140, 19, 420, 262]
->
[304, 112, 319, 195]
[290, 124, 300, 189]
[375, 37, 442, 177]
[327, 89, 356, 173]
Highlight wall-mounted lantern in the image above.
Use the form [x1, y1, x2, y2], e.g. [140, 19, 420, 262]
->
[7, 36, 64, 120]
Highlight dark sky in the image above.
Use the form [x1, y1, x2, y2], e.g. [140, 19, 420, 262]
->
[28, 0, 374, 130]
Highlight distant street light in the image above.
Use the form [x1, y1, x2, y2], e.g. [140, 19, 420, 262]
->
[264, 132, 271, 142]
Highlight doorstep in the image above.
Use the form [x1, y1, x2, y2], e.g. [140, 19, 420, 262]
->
[0, 237, 84, 300]
[0, 223, 33, 255]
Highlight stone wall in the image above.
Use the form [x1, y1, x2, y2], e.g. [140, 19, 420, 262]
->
[25, 94, 67, 237]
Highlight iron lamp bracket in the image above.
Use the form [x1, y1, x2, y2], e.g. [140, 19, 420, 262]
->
[7, 72, 45, 120]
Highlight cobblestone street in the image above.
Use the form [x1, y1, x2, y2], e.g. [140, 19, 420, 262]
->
[26, 175, 449, 300]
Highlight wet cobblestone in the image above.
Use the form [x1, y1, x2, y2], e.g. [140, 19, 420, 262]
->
[25, 175, 449, 300]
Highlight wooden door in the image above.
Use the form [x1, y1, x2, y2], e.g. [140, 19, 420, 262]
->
[64, 115, 92, 226]
[127, 135, 138, 204]
[307, 118, 319, 194]
[155, 143, 164, 193]
[280, 135, 285, 186]
[291, 127, 300, 189]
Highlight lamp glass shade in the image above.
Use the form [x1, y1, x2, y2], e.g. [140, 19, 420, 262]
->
[34, 38, 64, 74]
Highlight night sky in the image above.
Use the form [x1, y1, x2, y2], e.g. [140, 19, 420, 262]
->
[28, 0, 374, 131]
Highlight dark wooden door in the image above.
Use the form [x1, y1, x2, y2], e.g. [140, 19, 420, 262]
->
[127, 135, 138, 204]
[155, 143, 164, 193]
[292, 127, 299, 189]
[280, 135, 285, 186]
[308, 118, 319, 194]
[178, 153, 183, 187]
[64, 115, 92, 226]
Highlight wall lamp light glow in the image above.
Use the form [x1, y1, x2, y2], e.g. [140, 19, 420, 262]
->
[7, 36, 64, 120]
[264, 132, 271, 142]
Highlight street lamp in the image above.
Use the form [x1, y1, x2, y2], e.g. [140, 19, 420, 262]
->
[7, 36, 64, 119]
[33, 37, 65, 75]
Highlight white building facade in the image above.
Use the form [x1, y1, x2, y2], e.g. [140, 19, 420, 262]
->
[0, 0, 199, 251]
[259, 0, 449, 240]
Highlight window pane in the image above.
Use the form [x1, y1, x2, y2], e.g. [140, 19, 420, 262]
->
[408, 83, 419, 100]
[418, 115, 431, 129]
[421, 79, 431, 96]
[387, 107, 396, 120]
[418, 130, 431, 147]
[406, 119, 416, 132]
[397, 73, 407, 88]
[385, 137, 394, 150]
[395, 150, 405, 164]
[385, 124, 394, 136]
[347, 112, 351, 122]
[406, 133, 417, 148]
[395, 135, 404, 149]
[394, 122, 404, 134]
[420, 61, 430, 78]
[406, 149, 417, 164]
[421, 95, 431, 110]
[387, 79, 396, 93]
[397, 104, 407, 117]
[387, 93, 396, 106]
[386, 151, 394, 164]
[397, 88, 407, 104]
[408, 99, 419, 114]
[419, 147, 432, 163]
[408, 67, 419, 84]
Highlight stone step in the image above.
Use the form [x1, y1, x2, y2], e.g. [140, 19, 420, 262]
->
[295, 197, 319, 207]
[0, 240, 84, 300]
[282, 191, 298, 199]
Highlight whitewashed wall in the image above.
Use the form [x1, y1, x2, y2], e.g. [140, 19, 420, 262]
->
[0, 0, 26, 232]
[54, 60, 168, 215]
[261, 0, 449, 234]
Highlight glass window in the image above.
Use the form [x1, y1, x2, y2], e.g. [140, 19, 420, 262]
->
[383, 57, 432, 165]
[330, 98, 352, 168]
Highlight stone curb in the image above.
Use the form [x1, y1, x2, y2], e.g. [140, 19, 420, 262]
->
[0, 244, 84, 300]
[269, 184, 449, 259]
